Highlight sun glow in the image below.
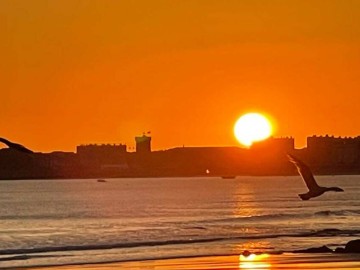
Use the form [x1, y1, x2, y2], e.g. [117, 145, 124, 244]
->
[234, 113, 273, 147]
[239, 253, 271, 269]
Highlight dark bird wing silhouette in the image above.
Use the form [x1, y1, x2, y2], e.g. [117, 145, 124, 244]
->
[0, 137, 34, 154]
[287, 154, 320, 191]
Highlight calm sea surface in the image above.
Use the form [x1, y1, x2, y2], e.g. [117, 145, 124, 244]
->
[0, 176, 359, 268]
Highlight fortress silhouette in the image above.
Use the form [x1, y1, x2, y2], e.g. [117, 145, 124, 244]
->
[1, 134, 360, 179]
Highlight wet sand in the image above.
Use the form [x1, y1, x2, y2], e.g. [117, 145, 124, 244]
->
[27, 253, 360, 270]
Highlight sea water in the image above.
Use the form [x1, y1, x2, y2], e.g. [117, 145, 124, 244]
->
[0, 176, 359, 268]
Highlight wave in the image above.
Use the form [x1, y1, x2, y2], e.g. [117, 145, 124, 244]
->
[0, 238, 227, 256]
[1, 229, 359, 257]
[1, 210, 359, 221]
[0, 254, 68, 262]
[202, 210, 360, 224]
[306, 228, 360, 237]
[314, 210, 360, 216]
[204, 213, 300, 223]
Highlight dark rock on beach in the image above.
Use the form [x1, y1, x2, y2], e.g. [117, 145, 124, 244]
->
[334, 247, 345, 253]
[241, 250, 251, 257]
[294, 239, 360, 254]
[294, 245, 333, 253]
[344, 239, 360, 253]
[334, 239, 360, 254]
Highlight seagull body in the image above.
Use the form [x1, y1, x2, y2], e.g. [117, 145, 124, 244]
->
[0, 137, 34, 154]
[287, 154, 344, 200]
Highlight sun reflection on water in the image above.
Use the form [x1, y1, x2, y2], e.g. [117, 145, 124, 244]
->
[239, 253, 271, 269]
[233, 183, 259, 218]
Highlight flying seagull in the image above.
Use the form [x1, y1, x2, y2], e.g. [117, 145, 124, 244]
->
[0, 137, 34, 154]
[287, 154, 344, 200]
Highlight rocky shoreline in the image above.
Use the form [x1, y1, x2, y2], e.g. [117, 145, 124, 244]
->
[294, 239, 360, 254]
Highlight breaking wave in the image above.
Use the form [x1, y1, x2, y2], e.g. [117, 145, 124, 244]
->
[201, 209, 360, 224]
[1, 228, 359, 258]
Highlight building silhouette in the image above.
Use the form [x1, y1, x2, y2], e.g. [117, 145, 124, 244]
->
[77, 144, 126, 160]
[1, 134, 360, 179]
[251, 137, 295, 153]
[306, 135, 360, 173]
[135, 134, 151, 154]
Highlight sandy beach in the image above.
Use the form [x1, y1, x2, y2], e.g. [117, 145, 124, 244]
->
[25, 253, 360, 270]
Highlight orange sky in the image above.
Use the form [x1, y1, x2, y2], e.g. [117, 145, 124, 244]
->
[2, 0, 360, 152]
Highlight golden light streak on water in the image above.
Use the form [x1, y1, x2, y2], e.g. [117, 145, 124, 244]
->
[239, 253, 271, 269]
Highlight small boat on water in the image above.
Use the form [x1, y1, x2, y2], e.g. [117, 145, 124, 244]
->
[97, 179, 107, 183]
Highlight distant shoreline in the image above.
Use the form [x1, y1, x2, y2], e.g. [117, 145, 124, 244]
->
[3, 136, 360, 180]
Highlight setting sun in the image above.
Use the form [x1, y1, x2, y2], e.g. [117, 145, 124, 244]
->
[234, 113, 273, 147]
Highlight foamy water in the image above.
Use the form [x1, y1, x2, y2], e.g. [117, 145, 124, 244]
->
[0, 176, 359, 268]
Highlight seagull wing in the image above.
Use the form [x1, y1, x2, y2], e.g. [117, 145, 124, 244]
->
[287, 154, 320, 191]
[0, 137, 11, 146]
[0, 137, 34, 154]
